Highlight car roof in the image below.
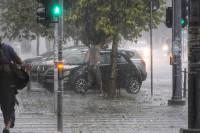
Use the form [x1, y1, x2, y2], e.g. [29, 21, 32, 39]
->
[107, 48, 137, 52]
[64, 45, 87, 49]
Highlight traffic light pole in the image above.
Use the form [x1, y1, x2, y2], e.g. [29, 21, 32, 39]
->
[168, 0, 185, 105]
[181, 0, 200, 132]
[150, 0, 153, 96]
[57, 0, 64, 132]
[54, 23, 58, 114]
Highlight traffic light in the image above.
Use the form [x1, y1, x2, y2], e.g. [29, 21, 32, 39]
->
[36, 0, 51, 26]
[181, 0, 188, 28]
[166, 7, 172, 28]
[36, 0, 61, 26]
[49, 0, 61, 23]
[36, 0, 46, 24]
[52, 4, 61, 17]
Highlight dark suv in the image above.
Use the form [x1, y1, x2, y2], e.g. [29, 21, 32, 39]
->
[43, 50, 142, 94]
[119, 49, 147, 81]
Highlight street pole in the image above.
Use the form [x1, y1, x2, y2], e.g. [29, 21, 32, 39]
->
[57, 0, 64, 132]
[150, 0, 153, 96]
[149, 0, 160, 96]
[54, 23, 58, 114]
[181, 0, 200, 132]
[168, 0, 185, 105]
[36, 34, 40, 56]
[182, 30, 185, 60]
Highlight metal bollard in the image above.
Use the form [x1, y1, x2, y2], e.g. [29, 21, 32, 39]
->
[183, 68, 187, 98]
[27, 64, 32, 91]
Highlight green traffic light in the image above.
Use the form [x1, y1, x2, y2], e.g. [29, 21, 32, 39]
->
[53, 5, 61, 16]
[181, 18, 184, 24]
[55, 7, 59, 14]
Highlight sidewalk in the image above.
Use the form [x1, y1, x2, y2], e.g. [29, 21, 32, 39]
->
[0, 78, 188, 133]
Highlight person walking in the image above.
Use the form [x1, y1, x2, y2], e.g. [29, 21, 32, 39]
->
[81, 41, 104, 96]
[0, 37, 22, 133]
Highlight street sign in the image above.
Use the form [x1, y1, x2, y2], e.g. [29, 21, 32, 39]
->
[172, 40, 181, 57]
[144, 0, 160, 13]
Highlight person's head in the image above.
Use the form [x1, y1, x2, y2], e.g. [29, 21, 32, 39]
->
[96, 41, 102, 45]
[94, 30, 105, 47]
[95, 42, 102, 48]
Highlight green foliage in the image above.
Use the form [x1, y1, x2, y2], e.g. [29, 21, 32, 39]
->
[69, 0, 165, 45]
[66, 0, 112, 46]
[0, 0, 166, 46]
[0, 0, 52, 41]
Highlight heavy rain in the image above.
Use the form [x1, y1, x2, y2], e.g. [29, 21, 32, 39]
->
[0, 0, 196, 133]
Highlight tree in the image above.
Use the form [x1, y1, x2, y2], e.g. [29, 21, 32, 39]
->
[0, 0, 79, 54]
[0, 0, 54, 55]
[0, 0, 50, 40]
[69, 0, 165, 98]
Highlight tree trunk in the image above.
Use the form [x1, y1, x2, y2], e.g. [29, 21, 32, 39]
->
[74, 39, 79, 46]
[36, 34, 40, 56]
[107, 33, 119, 99]
[45, 38, 51, 51]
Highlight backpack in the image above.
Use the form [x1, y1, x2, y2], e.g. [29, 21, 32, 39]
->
[0, 44, 29, 90]
[12, 64, 29, 90]
[84, 49, 90, 64]
[0, 44, 6, 62]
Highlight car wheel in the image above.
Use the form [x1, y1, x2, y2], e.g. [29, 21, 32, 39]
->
[126, 78, 140, 94]
[74, 77, 87, 92]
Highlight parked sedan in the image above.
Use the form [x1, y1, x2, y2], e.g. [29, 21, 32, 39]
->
[23, 50, 54, 71]
[23, 45, 87, 71]
[43, 50, 142, 94]
[29, 45, 88, 81]
[30, 60, 54, 81]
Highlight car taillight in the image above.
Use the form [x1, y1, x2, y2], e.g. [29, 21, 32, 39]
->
[141, 60, 146, 67]
[27, 63, 32, 70]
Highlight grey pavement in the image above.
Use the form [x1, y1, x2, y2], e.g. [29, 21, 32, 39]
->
[0, 81, 188, 133]
[0, 55, 188, 133]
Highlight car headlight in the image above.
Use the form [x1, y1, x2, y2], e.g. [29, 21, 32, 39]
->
[162, 45, 169, 51]
[63, 71, 70, 76]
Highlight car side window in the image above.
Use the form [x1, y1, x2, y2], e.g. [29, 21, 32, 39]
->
[98, 55, 105, 64]
[127, 51, 134, 58]
[99, 54, 111, 64]
[118, 55, 128, 63]
[64, 51, 85, 65]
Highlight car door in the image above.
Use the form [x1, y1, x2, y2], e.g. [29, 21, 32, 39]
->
[98, 53, 111, 91]
[117, 53, 132, 88]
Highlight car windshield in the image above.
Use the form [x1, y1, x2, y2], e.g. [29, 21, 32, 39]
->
[63, 50, 86, 65]
[48, 47, 86, 59]
[133, 42, 148, 47]
[40, 51, 54, 58]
